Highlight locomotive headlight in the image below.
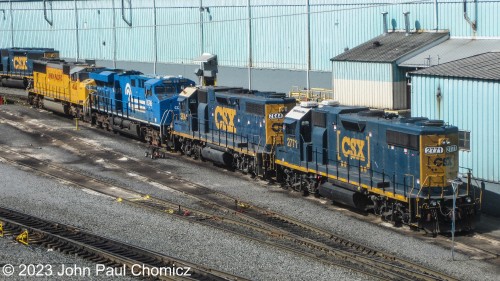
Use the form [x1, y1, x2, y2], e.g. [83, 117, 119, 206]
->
[465, 196, 472, 203]
[416, 179, 420, 185]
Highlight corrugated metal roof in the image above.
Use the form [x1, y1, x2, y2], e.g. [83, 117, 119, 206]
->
[411, 52, 500, 81]
[331, 31, 449, 63]
[400, 39, 500, 67]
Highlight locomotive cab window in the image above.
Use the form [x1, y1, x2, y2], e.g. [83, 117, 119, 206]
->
[285, 121, 296, 135]
[180, 100, 187, 112]
[300, 121, 311, 142]
[155, 85, 175, 98]
[386, 130, 419, 150]
[459, 130, 471, 151]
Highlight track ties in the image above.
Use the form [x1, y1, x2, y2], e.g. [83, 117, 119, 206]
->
[0, 207, 249, 281]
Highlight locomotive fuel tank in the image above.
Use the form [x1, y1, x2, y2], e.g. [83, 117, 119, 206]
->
[108, 116, 141, 138]
[43, 99, 68, 115]
[319, 182, 369, 210]
[0, 78, 25, 89]
[201, 144, 233, 166]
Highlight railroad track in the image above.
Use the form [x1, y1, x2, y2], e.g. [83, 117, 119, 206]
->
[0, 207, 247, 281]
[0, 141, 459, 281]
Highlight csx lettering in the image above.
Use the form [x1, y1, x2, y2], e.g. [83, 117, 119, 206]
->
[13, 56, 28, 70]
[341, 136, 365, 161]
[214, 106, 237, 133]
[433, 157, 454, 167]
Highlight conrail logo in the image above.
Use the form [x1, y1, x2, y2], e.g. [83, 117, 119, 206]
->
[341, 136, 366, 161]
[215, 106, 236, 133]
[13, 56, 28, 70]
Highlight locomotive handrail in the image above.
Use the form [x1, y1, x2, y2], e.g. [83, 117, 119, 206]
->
[160, 109, 174, 139]
[43, 0, 53, 26]
[121, 0, 132, 27]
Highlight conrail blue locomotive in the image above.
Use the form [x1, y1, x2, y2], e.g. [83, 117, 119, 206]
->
[1, 47, 59, 88]
[89, 69, 195, 146]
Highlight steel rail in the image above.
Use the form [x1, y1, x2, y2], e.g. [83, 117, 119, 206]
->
[0, 207, 247, 281]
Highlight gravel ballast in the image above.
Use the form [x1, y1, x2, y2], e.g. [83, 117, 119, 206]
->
[0, 237, 136, 280]
[0, 161, 369, 281]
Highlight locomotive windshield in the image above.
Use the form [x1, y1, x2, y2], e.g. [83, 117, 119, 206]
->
[155, 85, 176, 100]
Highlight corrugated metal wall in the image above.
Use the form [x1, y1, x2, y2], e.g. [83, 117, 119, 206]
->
[333, 61, 397, 108]
[1, 0, 499, 72]
[411, 75, 500, 183]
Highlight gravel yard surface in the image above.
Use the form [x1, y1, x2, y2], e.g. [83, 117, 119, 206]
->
[0, 161, 369, 281]
[1, 98, 499, 281]
[0, 237, 135, 280]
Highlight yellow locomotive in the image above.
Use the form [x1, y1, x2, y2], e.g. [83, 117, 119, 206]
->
[28, 60, 97, 118]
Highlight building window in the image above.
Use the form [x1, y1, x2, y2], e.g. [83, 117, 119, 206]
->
[458, 130, 471, 151]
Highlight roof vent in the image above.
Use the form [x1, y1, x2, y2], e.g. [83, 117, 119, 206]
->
[300, 101, 318, 108]
[416, 120, 445, 127]
[372, 41, 382, 48]
[357, 109, 385, 117]
[382, 12, 388, 35]
[399, 117, 429, 124]
[403, 11, 410, 36]
[320, 100, 340, 107]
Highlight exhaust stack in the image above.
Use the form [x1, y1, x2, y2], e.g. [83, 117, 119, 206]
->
[403, 11, 410, 36]
[382, 12, 388, 35]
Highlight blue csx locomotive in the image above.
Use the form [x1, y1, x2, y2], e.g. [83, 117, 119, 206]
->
[1, 47, 59, 88]
[173, 89, 481, 234]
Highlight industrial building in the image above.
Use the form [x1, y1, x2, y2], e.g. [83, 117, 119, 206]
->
[0, 0, 498, 92]
[0, 0, 498, 215]
[411, 53, 500, 216]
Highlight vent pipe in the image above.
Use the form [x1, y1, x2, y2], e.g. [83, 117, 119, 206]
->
[434, 0, 439, 31]
[382, 12, 388, 35]
[463, 0, 477, 32]
[403, 11, 410, 36]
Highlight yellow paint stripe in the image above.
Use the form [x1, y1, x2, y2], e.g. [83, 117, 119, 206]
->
[275, 159, 408, 202]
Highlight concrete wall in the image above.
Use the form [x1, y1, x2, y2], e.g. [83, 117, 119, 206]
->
[94, 59, 331, 93]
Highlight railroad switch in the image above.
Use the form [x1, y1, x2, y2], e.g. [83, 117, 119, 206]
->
[16, 229, 29, 246]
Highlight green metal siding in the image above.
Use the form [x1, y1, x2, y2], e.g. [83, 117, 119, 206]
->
[411, 75, 500, 183]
